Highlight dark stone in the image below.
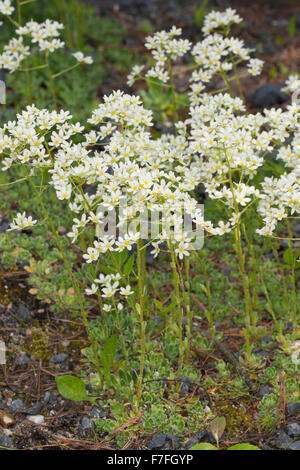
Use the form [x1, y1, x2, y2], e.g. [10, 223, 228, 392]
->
[195, 430, 215, 444]
[50, 353, 69, 364]
[15, 352, 31, 365]
[79, 417, 93, 435]
[180, 375, 191, 395]
[0, 435, 14, 448]
[276, 430, 292, 449]
[286, 423, 300, 437]
[10, 399, 25, 413]
[0, 218, 9, 233]
[25, 402, 44, 415]
[165, 434, 182, 448]
[185, 436, 198, 450]
[286, 402, 300, 416]
[252, 84, 287, 108]
[89, 406, 105, 420]
[289, 441, 300, 451]
[15, 303, 32, 323]
[148, 433, 167, 449]
[259, 385, 271, 397]
[261, 444, 273, 450]
[43, 392, 58, 405]
[0, 401, 4, 410]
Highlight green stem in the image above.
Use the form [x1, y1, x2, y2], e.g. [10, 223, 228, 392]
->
[45, 52, 58, 110]
[169, 240, 184, 382]
[136, 239, 146, 410]
[286, 219, 298, 332]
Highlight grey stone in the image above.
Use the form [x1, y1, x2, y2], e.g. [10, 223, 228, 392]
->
[286, 402, 300, 416]
[15, 353, 31, 365]
[88, 406, 105, 420]
[195, 430, 216, 444]
[253, 84, 287, 108]
[43, 391, 58, 404]
[286, 423, 300, 437]
[259, 385, 271, 397]
[79, 416, 93, 435]
[26, 402, 44, 415]
[27, 415, 45, 425]
[16, 304, 32, 323]
[0, 435, 14, 448]
[0, 401, 4, 410]
[149, 433, 167, 449]
[10, 399, 25, 413]
[276, 430, 292, 449]
[50, 353, 69, 364]
[289, 440, 300, 451]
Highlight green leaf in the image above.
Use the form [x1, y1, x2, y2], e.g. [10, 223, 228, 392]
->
[100, 334, 118, 378]
[154, 299, 163, 310]
[123, 253, 135, 276]
[283, 248, 294, 267]
[288, 14, 296, 39]
[228, 443, 261, 451]
[190, 443, 218, 450]
[56, 375, 89, 401]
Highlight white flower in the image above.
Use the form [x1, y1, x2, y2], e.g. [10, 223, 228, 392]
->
[120, 285, 134, 296]
[85, 283, 98, 295]
[73, 51, 93, 64]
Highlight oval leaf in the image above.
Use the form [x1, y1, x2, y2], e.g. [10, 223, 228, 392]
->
[190, 443, 218, 450]
[210, 416, 226, 442]
[56, 375, 89, 402]
[228, 443, 261, 451]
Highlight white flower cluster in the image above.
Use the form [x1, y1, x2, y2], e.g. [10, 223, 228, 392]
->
[144, 26, 191, 83]
[0, 15, 93, 73]
[8, 211, 37, 230]
[128, 8, 264, 108]
[85, 272, 134, 300]
[202, 8, 242, 35]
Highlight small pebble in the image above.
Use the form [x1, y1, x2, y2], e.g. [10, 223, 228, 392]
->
[148, 433, 167, 449]
[50, 353, 69, 364]
[0, 411, 14, 428]
[276, 430, 292, 449]
[88, 407, 105, 420]
[27, 415, 45, 425]
[289, 441, 300, 451]
[10, 399, 25, 413]
[43, 392, 58, 405]
[0, 435, 14, 448]
[25, 402, 44, 416]
[15, 353, 31, 365]
[286, 423, 300, 437]
[286, 402, 300, 416]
